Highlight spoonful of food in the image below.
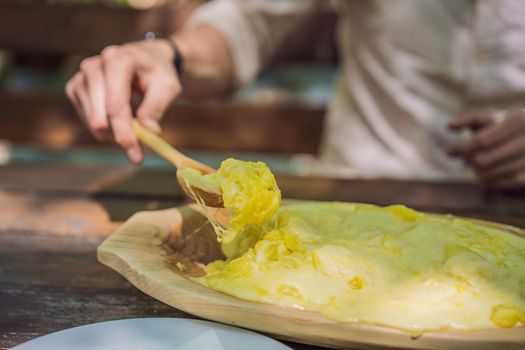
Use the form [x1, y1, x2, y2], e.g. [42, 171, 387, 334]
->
[133, 120, 281, 243]
[132, 120, 224, 208]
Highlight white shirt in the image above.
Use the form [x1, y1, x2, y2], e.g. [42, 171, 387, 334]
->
[187, 0, 525, 180]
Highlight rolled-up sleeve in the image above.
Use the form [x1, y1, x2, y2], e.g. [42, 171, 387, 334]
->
[185, 0, 323, 87]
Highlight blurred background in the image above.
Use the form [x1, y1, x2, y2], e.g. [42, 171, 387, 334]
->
[0, 0, 338, 174]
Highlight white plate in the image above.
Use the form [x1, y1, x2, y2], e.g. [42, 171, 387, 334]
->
[13, 318, 292, 350]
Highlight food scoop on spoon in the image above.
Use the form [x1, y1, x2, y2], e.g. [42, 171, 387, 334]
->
[132, 120, 224, 208]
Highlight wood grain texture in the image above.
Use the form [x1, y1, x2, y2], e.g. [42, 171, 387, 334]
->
[2, 162, 525, 349]
[2, 163, 524, 228]
[0, 2, 196, 55]
[0, 229, 196, 350]
[0, 1, 336, 61]
[98, 204, 525, 350]
[0, 92, 324, 154]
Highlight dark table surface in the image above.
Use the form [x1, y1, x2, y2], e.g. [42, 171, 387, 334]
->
[1, 162, 524, 350]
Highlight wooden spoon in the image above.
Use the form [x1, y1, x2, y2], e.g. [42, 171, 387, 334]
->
[132, 120, 224, 208]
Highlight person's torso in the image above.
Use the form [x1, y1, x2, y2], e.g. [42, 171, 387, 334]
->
[315, 0, 525, 179]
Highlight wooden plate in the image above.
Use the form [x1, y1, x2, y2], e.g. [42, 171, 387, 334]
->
[97, 204, 525, 350]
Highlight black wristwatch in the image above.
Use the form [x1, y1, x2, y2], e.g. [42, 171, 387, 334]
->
[144, 31, 184, 76]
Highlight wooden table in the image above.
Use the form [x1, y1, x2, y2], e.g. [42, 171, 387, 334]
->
[1, 162, 524, 350]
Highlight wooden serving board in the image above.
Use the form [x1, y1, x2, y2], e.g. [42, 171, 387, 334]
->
[97, 204, 525, 350]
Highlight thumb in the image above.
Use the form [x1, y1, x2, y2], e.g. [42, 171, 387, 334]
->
[136, 74, 181, 133]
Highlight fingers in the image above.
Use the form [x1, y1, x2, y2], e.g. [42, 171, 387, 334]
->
[468, 133, 525, 170]
[69, 46, 142, 162]
[66, 73, 93, 126]
[446, 112, 491, 155]
[455, 111, 525, 190]
[67, 59, 111, 142]
[472, 135, 525, 190]
[65, 40, 178, 164]
[479, 157, 525, 181]
[79, 56, 111, 141]
[447, 110, 525, 156]
[448, 111, 493, 131]
[467, 109, 525, 154]
[65, 73, 86, 121]
[101, 46, 143, 163]
[136, 72, 180, 134]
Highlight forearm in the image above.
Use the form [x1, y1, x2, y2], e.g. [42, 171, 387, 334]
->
[173, 25, 235, 100]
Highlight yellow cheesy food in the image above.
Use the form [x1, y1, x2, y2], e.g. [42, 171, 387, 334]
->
[179, 158, 525, 333]
[178, 158, 281, 243]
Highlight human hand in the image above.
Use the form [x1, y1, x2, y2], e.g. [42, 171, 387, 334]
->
[447, 109, 525, 190]
[65, 39, 181, 164]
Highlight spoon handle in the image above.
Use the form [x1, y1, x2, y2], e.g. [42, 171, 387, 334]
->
[133, 120, 215, 174]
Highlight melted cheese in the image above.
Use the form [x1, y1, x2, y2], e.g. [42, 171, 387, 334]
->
[178, 158, 280, 243]
[181, 158, 525, 333]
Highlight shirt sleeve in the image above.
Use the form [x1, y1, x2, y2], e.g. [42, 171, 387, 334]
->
[184, 0, 324, 87]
